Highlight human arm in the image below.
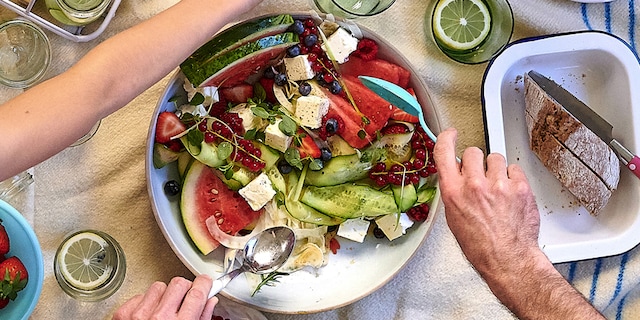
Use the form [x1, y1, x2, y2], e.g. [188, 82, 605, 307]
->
[432, 128, 604, 320]
[0, 0, 263, 180]
[113, 275, 217, 320]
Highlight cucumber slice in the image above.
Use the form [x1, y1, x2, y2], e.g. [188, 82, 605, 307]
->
[391, 184, 418, 212]
[153, 143, 182, 169]
[177, 152, 195, 180]
[285, 198, 344, 226]
[300, 184, 398, 219]
[305, 154, 373, 186]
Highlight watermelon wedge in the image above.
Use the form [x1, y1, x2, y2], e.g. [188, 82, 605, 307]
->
[181, 161, 263, 255]
[186, 14, 294, 63]
[181, 33, 299, 87]
[340, 56, 411, 88]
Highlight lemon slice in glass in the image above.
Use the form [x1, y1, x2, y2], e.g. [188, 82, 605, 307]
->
[432, 0, 492, 51]
[58, 231, 114, 290]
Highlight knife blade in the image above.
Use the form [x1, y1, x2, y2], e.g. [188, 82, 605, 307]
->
[527, 70, 640, 178]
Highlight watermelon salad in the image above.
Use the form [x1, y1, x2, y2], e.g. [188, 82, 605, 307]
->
[153, 14, 438, 284]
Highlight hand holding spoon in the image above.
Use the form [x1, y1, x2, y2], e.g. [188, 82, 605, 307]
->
[208, 226, 296, 298]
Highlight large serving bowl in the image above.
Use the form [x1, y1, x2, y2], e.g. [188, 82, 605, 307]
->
[0, 200, 44, 320]
[146, 13, 441, 313]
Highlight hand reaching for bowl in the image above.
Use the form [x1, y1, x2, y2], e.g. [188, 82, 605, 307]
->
[433, 128, 605, 320]
[113, 275, 218, 320]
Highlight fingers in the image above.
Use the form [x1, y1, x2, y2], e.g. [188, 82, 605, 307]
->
[199, 296, 219, 320]
[460, 147, 486, 177]
[486, 153, 508, 180]
[154, 277, 193, 314]
[133, 282, 168, 317]
[433, 128, 461, 179]
[112, 294, 144, 320]
[177, 275, 214, 319]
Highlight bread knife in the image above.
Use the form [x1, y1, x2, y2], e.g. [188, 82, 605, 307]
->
[527, 70, 640, 178]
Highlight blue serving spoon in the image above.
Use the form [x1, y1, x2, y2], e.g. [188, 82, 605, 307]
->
[358, 76, 437, 142]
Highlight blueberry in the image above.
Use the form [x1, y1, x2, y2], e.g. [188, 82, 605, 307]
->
[304, 34, 318, 47]
[329, 80, 342, 94]
[277, 160, 293, 174]
[325, 118, 338, 134]
[373, 227, 386, 239]
[263, 66, 276, 79]
[290, 20, 305, 35]
[287, 45, 301, 57]
[274, 73, 288, 86]
[320, 147, 332, 162]
[298, 82, 312, 96]
[315, 72, 326, 84]
[164, 180, 181, 196]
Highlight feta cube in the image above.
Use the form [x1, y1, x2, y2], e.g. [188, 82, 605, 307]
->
[238, 173, 276, 211]
[337, 218, 370, 243]
[322, 28, 359, 64]
[228, 103, 262, 132]
[295, 95, 329, 129]
[284, 55, 315, 81]
[264, 118, 293, 153]
[375, 213, 415, 241]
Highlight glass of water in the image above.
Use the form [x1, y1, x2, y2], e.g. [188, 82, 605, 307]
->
[54, 229, 126, 301]
[0, 19, 51, 88]
[311, 0, 396, 19]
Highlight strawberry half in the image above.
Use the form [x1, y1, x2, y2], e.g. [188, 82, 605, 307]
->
[0, 256, 28, 303]
[155, 112, 186, 144]
[297, 132, 321, 159]
[0, 220, 9, 257]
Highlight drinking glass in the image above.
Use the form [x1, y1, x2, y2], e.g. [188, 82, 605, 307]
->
[0, 19, 51, 88]
[0, 171, 33, 203]
[70, 120, 101, 146]
[54, 229, 126, 301]
[311, 0, 396, 19]
[50, 0, 112, 25]
[426, 0, 513, 64]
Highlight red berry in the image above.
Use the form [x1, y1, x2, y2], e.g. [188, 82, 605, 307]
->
[352, 38, 379, 61]
[407, 203, 430, 222]
[0, 221, 8, 257]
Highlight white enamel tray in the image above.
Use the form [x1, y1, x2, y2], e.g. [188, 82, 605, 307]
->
[483, 31, 640, 263]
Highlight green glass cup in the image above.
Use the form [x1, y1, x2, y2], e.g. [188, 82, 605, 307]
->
[46, 0, 111, 26]
[426, 0, 513, 64]
[311, 0, 396, 19]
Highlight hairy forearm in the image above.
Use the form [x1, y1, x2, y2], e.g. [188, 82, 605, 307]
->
[478, 249, 604, 320]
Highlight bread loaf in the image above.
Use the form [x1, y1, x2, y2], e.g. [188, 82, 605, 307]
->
[524, 72, 620, 215]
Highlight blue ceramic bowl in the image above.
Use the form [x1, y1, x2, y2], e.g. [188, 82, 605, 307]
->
[0, 200, 43, 319]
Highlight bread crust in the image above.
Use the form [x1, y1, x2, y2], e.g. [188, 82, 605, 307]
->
[524, 73, 620, 215]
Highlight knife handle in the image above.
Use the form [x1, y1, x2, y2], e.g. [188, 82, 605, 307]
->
[610, 140, 640, 179]
[627, 157, 640, 179]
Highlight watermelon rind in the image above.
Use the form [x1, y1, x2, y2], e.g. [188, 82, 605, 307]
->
[185, 14, 295, 64]
[181, 33, 299, 87]
[181, 161, 218, 255]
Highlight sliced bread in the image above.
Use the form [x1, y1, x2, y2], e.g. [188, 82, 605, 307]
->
[524, 72, 620, 215]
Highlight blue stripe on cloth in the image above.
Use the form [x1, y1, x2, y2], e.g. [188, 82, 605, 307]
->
[617, 295, 627, 320]
[590, 258, 603, 303]
[581, 4, 593, 30]
[605, 3, 612, 32]
[630, 0, 637, 52]
[609, 252, 630, 306]
[568, 262, 577, 283]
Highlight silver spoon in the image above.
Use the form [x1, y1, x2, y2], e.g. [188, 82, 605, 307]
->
[208, 226, 296, 298]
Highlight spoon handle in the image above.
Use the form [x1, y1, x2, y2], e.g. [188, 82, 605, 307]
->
[208, 268, 243, 299]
